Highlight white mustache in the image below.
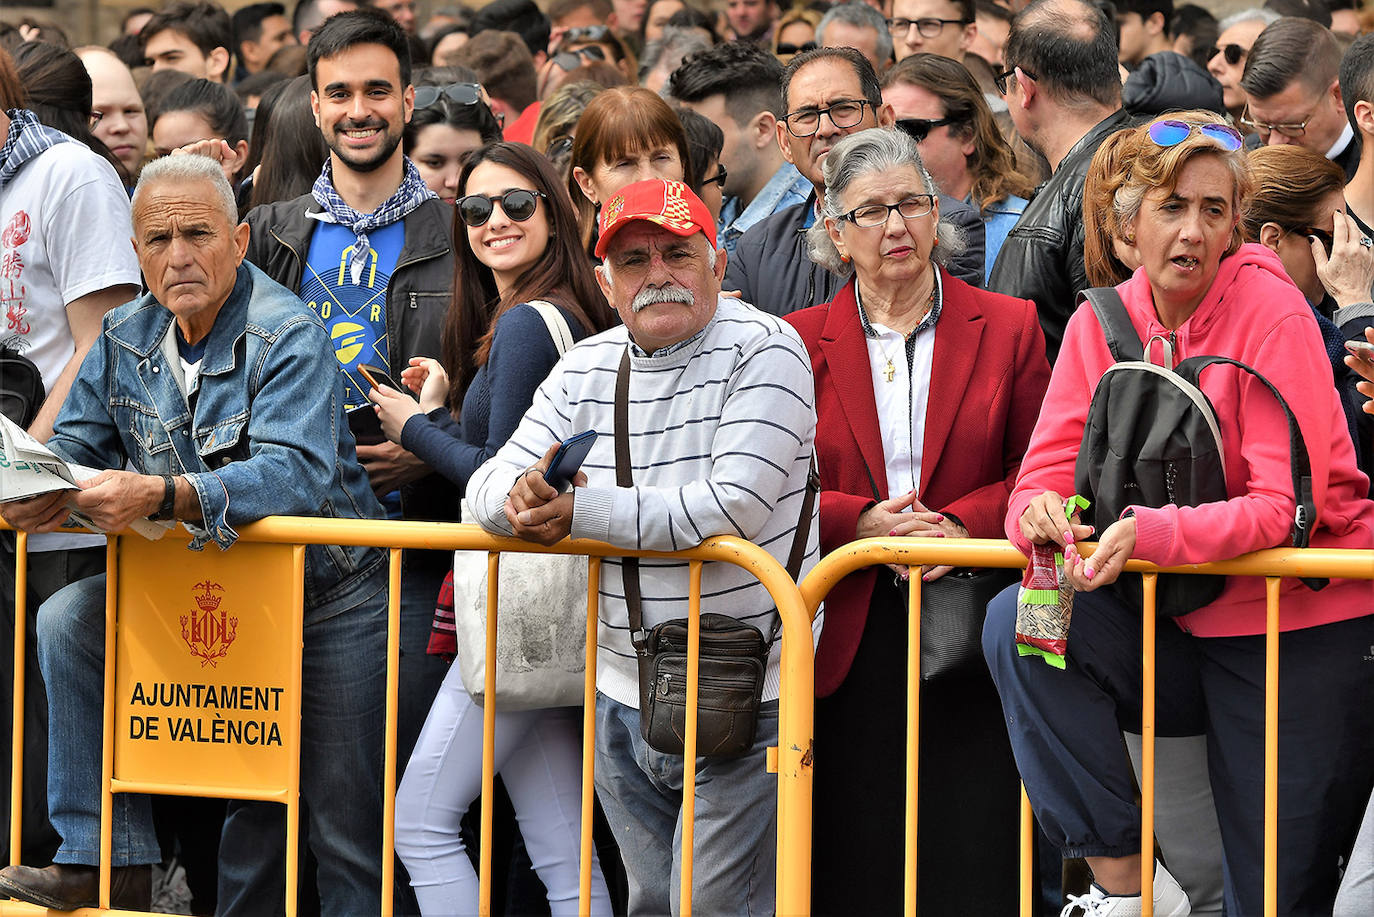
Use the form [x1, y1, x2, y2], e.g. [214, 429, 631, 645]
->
[631, 286, 694, 313]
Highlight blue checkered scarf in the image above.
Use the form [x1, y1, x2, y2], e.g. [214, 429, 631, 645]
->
[311, 158, 436, 276]
[0, 109, 74, 191]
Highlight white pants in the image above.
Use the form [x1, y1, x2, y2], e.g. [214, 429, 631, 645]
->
[394, 662, 611, 916]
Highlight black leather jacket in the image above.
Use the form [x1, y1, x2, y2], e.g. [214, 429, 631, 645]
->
[244, 193, 460, 524]
[987, 109, 1134, 362]
[723, 191, 987, 317]
[1123, 51, 1225, 118]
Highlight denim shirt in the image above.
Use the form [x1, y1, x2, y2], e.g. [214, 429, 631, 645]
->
[718, 161, 811, 256]
[48, 262, 385, 614]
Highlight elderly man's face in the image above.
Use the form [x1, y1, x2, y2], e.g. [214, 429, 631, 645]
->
[133, 179, 250, 342]
[779, 57, 893, 190]
[596, 224, 725, 354]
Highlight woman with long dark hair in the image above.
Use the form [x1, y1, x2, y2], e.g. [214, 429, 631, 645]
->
[370, 142, 615, 915]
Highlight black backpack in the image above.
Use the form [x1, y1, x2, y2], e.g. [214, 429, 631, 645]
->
[1072, 288, 1321, 616]
[0, 345, 44, 429]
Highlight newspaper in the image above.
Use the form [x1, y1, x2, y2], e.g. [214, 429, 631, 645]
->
[0, 414, 171, 539]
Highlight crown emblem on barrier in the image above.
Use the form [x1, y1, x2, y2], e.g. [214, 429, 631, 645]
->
[180, 581, 237, 668]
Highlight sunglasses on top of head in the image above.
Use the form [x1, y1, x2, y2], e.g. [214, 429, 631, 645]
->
[413, 82, 483, 110]
[456, 189, 547, 227]
[1146, 119, 1243, 151]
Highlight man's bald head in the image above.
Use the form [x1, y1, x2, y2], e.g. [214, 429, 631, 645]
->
[1004, 0, 1121, 108]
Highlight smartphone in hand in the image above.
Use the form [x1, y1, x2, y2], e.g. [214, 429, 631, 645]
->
[358, 363, 416, 399]
[1346, 339, 1374, 362]
[544, 430, 597, 492]
[346, 403, 384, 446]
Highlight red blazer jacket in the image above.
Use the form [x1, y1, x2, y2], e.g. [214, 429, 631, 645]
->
[786, 270, 1051, 696]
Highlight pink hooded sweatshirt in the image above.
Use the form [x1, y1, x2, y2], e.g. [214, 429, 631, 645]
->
[1006, 243, 1374, 637]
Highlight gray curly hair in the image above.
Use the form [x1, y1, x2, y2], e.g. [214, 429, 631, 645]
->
[806, 127, 965, 277]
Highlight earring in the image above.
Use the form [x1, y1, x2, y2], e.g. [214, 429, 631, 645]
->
[839, 253, 850, 263]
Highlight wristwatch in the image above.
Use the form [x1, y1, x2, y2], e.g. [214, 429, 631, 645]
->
[148, 474, 176, 521]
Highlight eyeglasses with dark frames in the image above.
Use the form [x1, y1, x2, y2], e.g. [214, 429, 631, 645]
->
[776, 40, 818, 55]
[703, 164, 728, 188]
[839, 194, 936, 228]
[895, 116, 959, 143]
[456, 189, 547, 227]
[992, 66, 1037, 95]
[885, 16, 970, 37]
[783, 98, 872, 137]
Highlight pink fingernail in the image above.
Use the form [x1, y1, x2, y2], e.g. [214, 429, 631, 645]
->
[1063, 530, 1074, 544]
[1085, 566, 1095, 578]
[889, 529, 898, 536]
[936, 514, 945, 521]
[922, 573, 934, 582]
[932, 531, 944, 537]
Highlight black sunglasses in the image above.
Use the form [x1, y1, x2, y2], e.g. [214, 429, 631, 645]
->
[1292, 225, 1334, 256]
[896, 116, 958, 143]
[1213, 42, 1245, 65]
[703, 164, 727, 188]
[457, 189, 546, 227]
[413, 82, 482, 110]
[776, 41, 818, 55]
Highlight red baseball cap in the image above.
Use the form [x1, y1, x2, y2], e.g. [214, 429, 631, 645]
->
[594, 179, 717, 259]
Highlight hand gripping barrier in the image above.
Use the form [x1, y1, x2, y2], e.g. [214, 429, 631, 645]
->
[3, 518, 816, 917]
[795, 535, 1374, 917]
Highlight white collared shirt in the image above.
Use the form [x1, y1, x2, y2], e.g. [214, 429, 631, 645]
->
[1327, 122, 1355, 161]
[856, 274, 941, 499]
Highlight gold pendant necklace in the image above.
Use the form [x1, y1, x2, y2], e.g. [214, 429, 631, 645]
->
[876, 337, 898, 383]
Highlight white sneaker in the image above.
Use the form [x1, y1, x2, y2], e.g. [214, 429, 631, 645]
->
[1060, 861, 1192, 917]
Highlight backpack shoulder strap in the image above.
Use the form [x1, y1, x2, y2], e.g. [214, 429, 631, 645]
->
[527, 300, 575, 357]
[1175, 355, 1320, 558]
[1078, 288, 1144, 363]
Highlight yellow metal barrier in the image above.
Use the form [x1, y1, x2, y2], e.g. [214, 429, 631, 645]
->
[796, 535, 1374, 917]
[4, 517, 815, 917]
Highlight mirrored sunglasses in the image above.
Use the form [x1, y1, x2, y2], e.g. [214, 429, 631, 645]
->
[1146, 119, 1243, 152]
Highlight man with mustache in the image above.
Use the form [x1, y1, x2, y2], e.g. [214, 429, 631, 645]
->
[240, 7, 454, 911]
[467, 179, 822, 914]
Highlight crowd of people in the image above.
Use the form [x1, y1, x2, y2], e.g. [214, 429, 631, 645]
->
[0, 0, 1372, 915]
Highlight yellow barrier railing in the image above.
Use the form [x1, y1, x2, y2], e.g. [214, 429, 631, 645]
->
[796, 536, 1374, 917]
[3, 517, 815, 917]
[9, 522, 1372, 917]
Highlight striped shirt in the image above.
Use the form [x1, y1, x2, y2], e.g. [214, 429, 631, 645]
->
[468, 296, 823, 709]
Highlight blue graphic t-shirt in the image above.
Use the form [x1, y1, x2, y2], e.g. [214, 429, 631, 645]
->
[299, 219, 405, 409]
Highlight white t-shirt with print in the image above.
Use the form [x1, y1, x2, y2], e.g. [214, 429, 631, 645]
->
[0, 141, 141, 551]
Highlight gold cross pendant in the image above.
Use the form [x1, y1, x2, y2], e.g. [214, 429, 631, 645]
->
[884, 360, 895, 383]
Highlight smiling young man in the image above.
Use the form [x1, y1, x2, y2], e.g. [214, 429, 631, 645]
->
[241, 8, 454, 910]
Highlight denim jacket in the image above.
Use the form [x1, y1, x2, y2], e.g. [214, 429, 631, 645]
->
[48, 262, 386, 615]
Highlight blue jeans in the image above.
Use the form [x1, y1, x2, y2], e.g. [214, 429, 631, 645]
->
[593, 693, 778, 916]
[216, 555, 443, 917]
[982, 583, 1374, 915]
[38, 564, 389, 915]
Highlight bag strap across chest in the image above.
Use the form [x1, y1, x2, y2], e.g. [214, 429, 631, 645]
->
[613, 346, 818, 647]
[1078, 287, 1320, 554]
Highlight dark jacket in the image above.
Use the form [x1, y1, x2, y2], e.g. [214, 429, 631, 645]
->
[987, 109, 1134, 363]
[244, 193, 460, 523]
[1123, 51, 1226, 118]
[722, 191, 987, 317]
